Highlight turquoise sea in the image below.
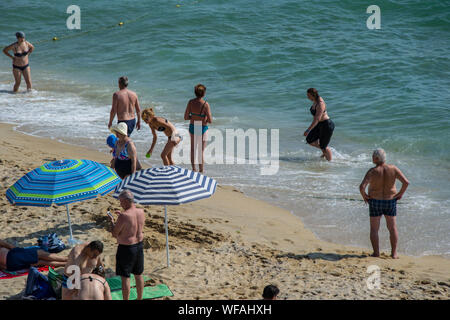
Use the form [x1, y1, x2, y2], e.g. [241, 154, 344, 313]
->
[1, 0, 449, 257]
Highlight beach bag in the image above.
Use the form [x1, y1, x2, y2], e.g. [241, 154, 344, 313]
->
[38, 233, 66, 253]
[24, 267, 55, 300]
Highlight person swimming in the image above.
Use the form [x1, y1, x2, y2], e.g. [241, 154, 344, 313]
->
[2, 32, 34, 92]
[184, 84, 213, 173]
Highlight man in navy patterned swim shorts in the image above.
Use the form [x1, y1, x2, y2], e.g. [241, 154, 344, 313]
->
[359, 149, 409, 259]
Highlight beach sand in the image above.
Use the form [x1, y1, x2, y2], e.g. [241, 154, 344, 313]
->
[0, 123, 449, 300]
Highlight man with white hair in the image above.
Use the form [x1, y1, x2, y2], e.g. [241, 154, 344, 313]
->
[108, 189, 145, 299]
[359, 148, 409, 259]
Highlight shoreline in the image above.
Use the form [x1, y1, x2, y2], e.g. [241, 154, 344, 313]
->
[0, 122, 449, 299]
[6, 121, 449, 260]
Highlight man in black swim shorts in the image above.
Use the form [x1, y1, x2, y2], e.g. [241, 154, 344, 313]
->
[109, 190, 145, 300]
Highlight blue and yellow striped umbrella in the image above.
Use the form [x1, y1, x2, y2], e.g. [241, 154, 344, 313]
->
[6, 159, 120, 245]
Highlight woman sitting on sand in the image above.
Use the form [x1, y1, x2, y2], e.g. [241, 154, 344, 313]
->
[2, 32, 34, 92]
[110, 122, 140, 179]
[303, 88, 335, 161]
[141, 108, 182, 166]
[184, 84, 212, 173]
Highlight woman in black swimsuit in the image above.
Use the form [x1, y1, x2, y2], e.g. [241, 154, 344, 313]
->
[2, 32, 34, 92]
[141, 108, 182, 166]
[303, 88, 335, 161]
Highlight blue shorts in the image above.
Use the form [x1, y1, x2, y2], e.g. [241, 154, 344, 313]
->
[6, 247, 39, 271]
[118, 118, 136, 137]
[189, 123, 208, 135]
[369, 199, 397, 217]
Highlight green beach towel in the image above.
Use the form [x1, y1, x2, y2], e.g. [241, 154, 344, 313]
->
[110, 284, 173, 300]
[106, 276, 173, 300]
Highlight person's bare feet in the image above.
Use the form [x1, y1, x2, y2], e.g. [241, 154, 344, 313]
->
[370, 252, 380, 257]
[391, 253, 399, 259]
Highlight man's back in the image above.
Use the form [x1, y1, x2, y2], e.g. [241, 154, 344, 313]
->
[368, 164, 398, 200]
[116, 207, 145, 245]
[114, 89, 138, 121]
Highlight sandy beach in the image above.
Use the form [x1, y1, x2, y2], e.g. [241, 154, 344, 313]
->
[0, 122, 448, 300]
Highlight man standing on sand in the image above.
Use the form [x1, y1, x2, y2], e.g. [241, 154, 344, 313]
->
[62, 240, 104, 300]
[359, 148, 409, 259]
[108, 76, 141, 137]
[108, 189, 145, 300]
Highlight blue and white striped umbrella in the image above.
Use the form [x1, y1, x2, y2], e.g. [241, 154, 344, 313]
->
[6, 159, 121, 245]
[113, 166, 217, 267]
[112, 166, 217, 205]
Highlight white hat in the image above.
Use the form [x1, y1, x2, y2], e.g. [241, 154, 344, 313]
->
[110, 122, 128, 136]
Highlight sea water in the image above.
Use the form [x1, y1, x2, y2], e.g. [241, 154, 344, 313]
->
[1, 0, 449, 257]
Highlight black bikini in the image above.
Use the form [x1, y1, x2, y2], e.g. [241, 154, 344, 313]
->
[13, 64, 29, 71]
[12, 44, 30, 72]
[81, 276, 107, 287]
[157, 118, 168, 131]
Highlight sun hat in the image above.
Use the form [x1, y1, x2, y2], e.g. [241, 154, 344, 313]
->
[110, 122, 128, 136]
[106, 134, 118, 148]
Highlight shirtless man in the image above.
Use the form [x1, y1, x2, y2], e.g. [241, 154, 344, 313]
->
[75, 273, 112, 300]
[0, 239, 67, 271]
[108, 189, 145, 300]
[359, 148, 409, 259]
[108, 76, 141, 137]
[62, 240, 104, 300]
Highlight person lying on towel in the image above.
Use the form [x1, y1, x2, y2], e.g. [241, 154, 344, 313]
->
[0, 239, 68, 272]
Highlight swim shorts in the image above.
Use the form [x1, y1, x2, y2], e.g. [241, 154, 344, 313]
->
[116, 242, 144, 278]
[368, 199, 397, 217]
[118, 118, 136, 137]
[6, 247, 39, 271]
[306, 119, 335, 150]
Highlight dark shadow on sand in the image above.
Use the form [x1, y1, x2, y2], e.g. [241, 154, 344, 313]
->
[276, 252, 368, 262]
[3, 221, 103, 248]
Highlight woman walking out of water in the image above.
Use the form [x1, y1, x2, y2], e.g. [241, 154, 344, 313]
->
[142, 108, 182, 166]
[304, 88, 335, 161]
[2, 32, 34, 92]
[184, 84, 212, 173]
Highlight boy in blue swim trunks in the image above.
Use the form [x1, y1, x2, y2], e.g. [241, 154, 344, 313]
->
[0, 239, 68, 271]
[359, 149, 409, 259]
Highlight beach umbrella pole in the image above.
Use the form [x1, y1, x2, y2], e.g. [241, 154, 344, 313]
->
[164, 205, 170, 268]
[66, 204, 80, 247]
